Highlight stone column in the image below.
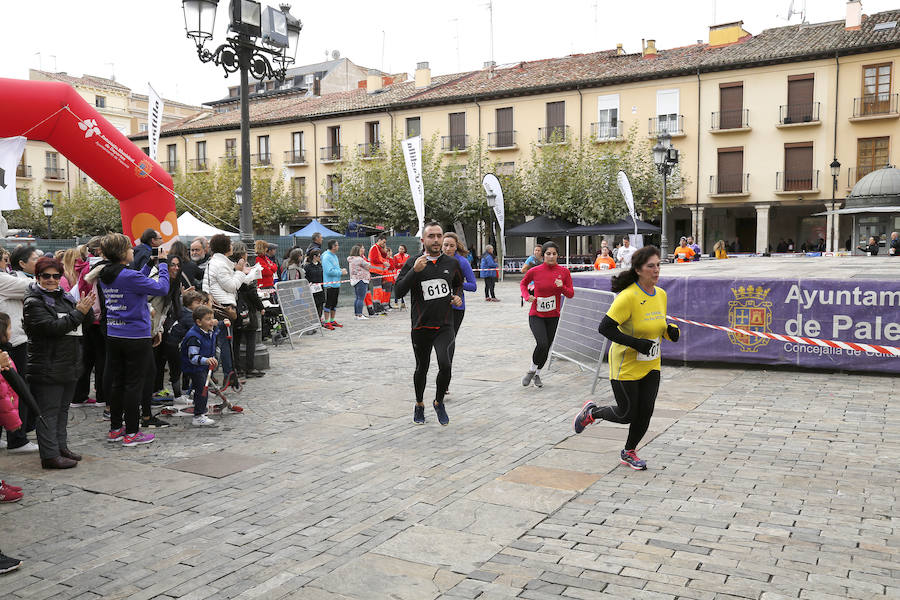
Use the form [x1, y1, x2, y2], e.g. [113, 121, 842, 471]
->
[755, 205, 770, 254]
[691, 205, 706, 253]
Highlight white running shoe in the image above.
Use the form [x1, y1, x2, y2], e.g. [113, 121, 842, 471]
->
[174, 394, 194, 406]
[192, 415, 216, 427]
[8, 442, 38, 453]
[356, 314, 368, 320]
[0, 439, 6, 449]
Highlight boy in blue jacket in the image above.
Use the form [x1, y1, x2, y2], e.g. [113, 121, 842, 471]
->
[180, 306, 218, 427]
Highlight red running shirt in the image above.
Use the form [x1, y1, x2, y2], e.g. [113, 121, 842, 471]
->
[519, 263, 574, 318]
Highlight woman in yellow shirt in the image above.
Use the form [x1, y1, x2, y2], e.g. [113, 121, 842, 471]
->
[714, 240, 728, 259]
[572, 245, 680, 470]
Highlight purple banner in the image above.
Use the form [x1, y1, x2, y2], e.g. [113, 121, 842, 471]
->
[573, 273, 900, 374]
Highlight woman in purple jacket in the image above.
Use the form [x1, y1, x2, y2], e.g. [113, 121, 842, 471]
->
[89, 234, 169, 447]
[442, 232, 477, 393]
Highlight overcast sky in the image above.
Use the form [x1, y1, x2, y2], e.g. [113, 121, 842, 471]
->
[2, 0, 898, 106]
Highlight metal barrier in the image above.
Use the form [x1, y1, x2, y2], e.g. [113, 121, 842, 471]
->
[273, 279, 322, 348]
[547, 288, 616, 393]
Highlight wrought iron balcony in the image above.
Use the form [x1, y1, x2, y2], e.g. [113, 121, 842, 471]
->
[709, 173, 750, 195]
[852, 93, 899, 118]
[590, 121, 624, 141]
[15, 164, 31, 178]
[778, 102, 820, 125]
[219, 154, 239, 168]
[710, 109, 749, 130]
[487, 131, 517, 149]
[648, 115, 684, 137]
[357, 142, 381, 158]
[441, 135, 469, 152]
[776, 170, 820, 192]
[187, 158, 209, 172]
[291, 189, 308, 211]
[161, 160, 179, 174]
[319, 193, 337, 210]
[251, 153, 272, 167]
[44, 167, 66, 180]
[320, 146, 345, 163]
[537, 126, 571, 145]
[284, 150, 307, 165]
[846, 165, 884, 187]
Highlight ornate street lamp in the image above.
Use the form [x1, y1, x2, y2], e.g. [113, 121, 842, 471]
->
[653, 131, 678, 260]
[182, 0, 302, 249]
[235, 185, 243, 207]
[42, 198, 54, 239]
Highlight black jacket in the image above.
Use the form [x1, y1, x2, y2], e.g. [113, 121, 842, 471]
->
[394, 253, 463, 329]
[236, 283, 264, 331]
[304, 262, 323, 284]
[22, 284, 92, 383]
[131, 243, 153, 271]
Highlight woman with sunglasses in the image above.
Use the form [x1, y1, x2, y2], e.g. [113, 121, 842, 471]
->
[22, 257, 95, 469]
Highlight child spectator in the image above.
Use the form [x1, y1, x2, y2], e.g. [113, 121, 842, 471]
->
[0, 312, 24, 503]
[180, 305, 219, 427]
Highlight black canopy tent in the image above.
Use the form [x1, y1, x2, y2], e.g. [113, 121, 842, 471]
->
[567, 216, 661, 235]
[505, 216, 580, 263]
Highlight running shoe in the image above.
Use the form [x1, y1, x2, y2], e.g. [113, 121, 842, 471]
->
[0, 553, 22, 573]
[8, 442, 38, 453]
[522, 371, 535, 386]
[192, 414, 216, 427]
[150, 396, 174, 406]
[1, 480, 22, 492]
[142, 415, 171, 428]
[107, 427, 125, 443]
[413, 403, 425, 424]
[0, 439, 6, 449]
[433, 401, 449, 426]
[323, 322, 335, 330]
[532, 374, 543, 388]
[573, 401, 598, 434]
[620, 449, 647, 470]
[332, 321, 344, 328]
[355, 314, 368, 320]
[102, 409, 111, 421]
[0, 485, 22, 503]
[122, 431, 155, 447]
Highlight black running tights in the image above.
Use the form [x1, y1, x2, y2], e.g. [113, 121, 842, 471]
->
[594, 370, 660, 450]
[411, 326, 455, 404]
[528, 315, 559, 369]
[449, 309, 465, 361]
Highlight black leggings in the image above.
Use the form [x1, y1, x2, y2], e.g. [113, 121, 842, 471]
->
[105, 337, 153, 434]
[411, 326, 455, 403]
[528, 315, 559, 369]
[484, 277, 496, 298]
[449, 310, 465, 361]
[595, 370, 660, 450]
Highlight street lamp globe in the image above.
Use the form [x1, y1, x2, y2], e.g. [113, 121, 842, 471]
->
[486, 192, 496, 208]
[235, 186, 243, 206]
[182, 0, 219, 43]
[830, 158, 841, 178]
[42, 199, 54, 218]
[280, 4, 302, 65]
[652, 139, 667, 167]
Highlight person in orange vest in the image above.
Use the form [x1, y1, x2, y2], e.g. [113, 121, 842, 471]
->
[381, 247, 397, 310]
[593, 246, 617, 271]
[391, 244, 409, 309]
[367, 234, 389, 314]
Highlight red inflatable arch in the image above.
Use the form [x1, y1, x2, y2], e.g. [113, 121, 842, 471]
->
[0, 77, 178, 244]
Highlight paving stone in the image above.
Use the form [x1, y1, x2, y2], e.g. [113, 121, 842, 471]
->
[308, 552, 463, 599]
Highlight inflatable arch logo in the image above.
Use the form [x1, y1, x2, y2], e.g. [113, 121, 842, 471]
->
[0, 77, 179, 245]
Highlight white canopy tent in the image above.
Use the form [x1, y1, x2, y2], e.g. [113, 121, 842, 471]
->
[176, 212, 237, 239]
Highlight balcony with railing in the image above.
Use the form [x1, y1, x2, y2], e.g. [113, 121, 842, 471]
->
[16, 164, 32, 178]
[778, 102, 820, 126]
[851, 93, 900, 120]
[487, 131, 517, 150]
[44, 167, 66, 180]
[319, 193, 337, 211]
[441, 135, 469, 152]
[357, 142, 382, 159]
[292, 189, 308, 211]
[320, 146, 345, 163]
[161, 160, 179, 174]
[187, 158, 209, 172]
[846, 165, 884, 188]
[251, 153, 272, 167]
[590, 121, 624, 142]
[710, 109, 750, 132]
[284, 150, 307, 165]
[219, 154, 239, 168]
[648, 115, 685, 137]
[537, 126, 571, 145]
[776, 170, 820, 193]
[709, 173, 750, 196]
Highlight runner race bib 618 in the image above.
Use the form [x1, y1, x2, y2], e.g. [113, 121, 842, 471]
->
[536, 296, 557, 312]
[421, 278, 450, 300]
[636, 337, 660, 361]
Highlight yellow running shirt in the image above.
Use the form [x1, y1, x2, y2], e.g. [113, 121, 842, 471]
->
[606, 282, 671, 381]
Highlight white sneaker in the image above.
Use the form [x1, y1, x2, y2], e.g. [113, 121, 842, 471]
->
[192, 415, 216, 427]
[356, 314, 368, 320]
[8, 441, 38, 453]
[0, 439, 6, 449]
[174, 394, 193, 406]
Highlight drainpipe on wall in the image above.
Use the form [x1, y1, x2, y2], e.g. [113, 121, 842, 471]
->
[695, 68, 701, 251]
[309, 118, 317, 220]
[832, 52, 840, 253]
[576, 87, 583, 254]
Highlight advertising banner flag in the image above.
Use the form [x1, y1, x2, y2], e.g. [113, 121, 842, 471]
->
[482, 173, 506, 257]
[402, 136, 425, 237]
[147, 84, 164, 161]
[0, 136, 26, 210]
[617, 170, 638, 236]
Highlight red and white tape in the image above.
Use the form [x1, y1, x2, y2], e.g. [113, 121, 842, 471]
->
[667, 315, 900, 357]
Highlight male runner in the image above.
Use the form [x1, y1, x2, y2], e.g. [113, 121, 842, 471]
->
[394, 222, 463, 426]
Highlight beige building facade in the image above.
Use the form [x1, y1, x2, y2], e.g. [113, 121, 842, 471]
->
[15, 70, 200, 205]
[137, 3, 900, 254]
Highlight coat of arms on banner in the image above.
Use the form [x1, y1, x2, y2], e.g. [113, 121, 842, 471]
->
[727, 285, 772, 352]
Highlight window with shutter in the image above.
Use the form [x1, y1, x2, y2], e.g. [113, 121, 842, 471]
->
[719, 83, 743, 129]
[784, 143, 814, 191]
[597, 94, 619, 138]
[786, 75, 814, 122]
[449, 112, 466, 149]
[495, 107, 513, 147]
[545, 101, 565, 141]
[861, 63, 892, 115]
[716, 148, 743, 193]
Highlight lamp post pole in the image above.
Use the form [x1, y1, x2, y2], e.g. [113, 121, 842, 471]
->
[42, 199, 54, 239]
[653, 131, 678, 260]
[829, 157, 841, 253]
[238, 33, 253, 249]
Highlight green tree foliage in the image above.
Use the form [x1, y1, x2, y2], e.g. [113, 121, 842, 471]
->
[6, 186, 122, 238]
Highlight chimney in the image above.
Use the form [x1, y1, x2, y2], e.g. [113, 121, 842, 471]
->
[709, 21, 752, 46]
[642, 39, 658, 58]
[415, 61, 431, 89]
[616, 43, 624, 55]
[366, 69, 382, 93]
[483, 60, 496, 69]
[846, 0, 862, 30]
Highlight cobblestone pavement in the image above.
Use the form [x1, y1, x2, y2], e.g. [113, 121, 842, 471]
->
[2, 279, 897, 599]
